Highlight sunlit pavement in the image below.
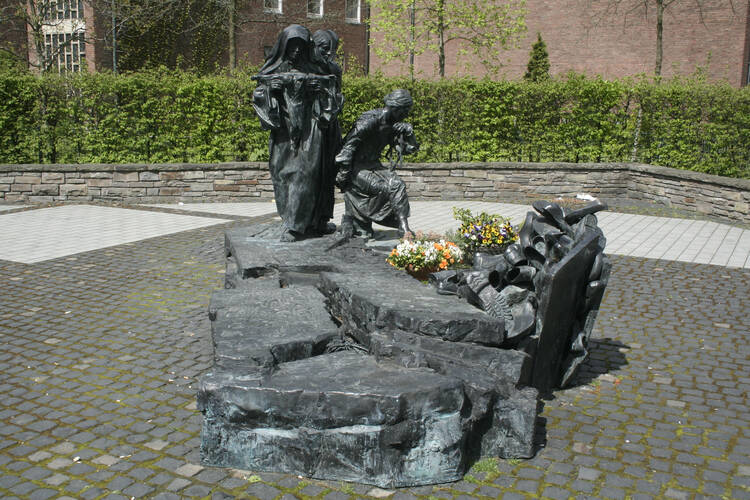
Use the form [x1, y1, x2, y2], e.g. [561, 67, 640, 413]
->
[0, 201, 748, 499]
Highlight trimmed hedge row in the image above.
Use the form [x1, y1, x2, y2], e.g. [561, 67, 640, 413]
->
[1, 69, 748, 178]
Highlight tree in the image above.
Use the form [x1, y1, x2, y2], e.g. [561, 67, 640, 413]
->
[368, 0, 527, 78]
[584, 0, 739, 76]
[0, 0, 85, 72]
[88, 0, 229, 73]
[524, 32, 550, 82]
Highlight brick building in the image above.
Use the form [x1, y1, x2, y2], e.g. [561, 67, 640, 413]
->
[235, 0, 368, 72]
[370, 0, 750, 87]
[0, 0, 368, 73]
[2, 0, 748, 86]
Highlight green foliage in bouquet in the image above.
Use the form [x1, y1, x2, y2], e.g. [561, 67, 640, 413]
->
[453, 207, 518, 254]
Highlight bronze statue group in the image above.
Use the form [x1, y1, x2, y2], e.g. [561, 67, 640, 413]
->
[253, 24, 418, 242]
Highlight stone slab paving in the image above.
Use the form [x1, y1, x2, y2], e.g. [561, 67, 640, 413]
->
[0, 205, 27, 212]
[144, 202, 280, 218]
[158, 200, 750, 268]
[0, 214, 748, 499]
[0, 205, 231, 264]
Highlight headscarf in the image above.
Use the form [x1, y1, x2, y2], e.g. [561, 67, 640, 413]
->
[312, 29, 339, 62]
[259, 24, 322, 75]
[384, 89, 413, 108]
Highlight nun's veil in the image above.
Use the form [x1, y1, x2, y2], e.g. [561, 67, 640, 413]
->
[259, 24, 321, 75]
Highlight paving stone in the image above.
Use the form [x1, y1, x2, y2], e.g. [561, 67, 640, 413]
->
[121, 483, 155, 498]
[106, 476, 134, 491]
[299, 484, 326, 496]
[22, 466, 52, 481]
[43, 473, 69, 486]
[541, 486, 571, 500]
[47, 457, 73, 470]
[166, 478, 191, 491]
[175, 463, 204, 477]
[152, 494, 182, 500]
[92, 454, 119, 466]
[184, 485, 213, 497]
[323, 492, 351, 500]
[664, 488, 689, 500]
[27, 488, 56, 500]
[244, 482, 282, 498]
[27, 451, 52, 462]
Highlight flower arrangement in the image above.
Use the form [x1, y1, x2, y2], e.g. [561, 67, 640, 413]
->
[386, 237, 464, 278]
[453, 207, 519, 254]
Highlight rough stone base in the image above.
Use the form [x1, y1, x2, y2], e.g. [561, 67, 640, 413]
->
[199, 225, 541, 486]
[200, 353, 467, 487]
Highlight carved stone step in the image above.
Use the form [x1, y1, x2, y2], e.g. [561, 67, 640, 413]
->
[199, 352, 467, 487]
[209, 287, 339, 370]
[318, 271, 506, 347]
[369, 329, 537, 458]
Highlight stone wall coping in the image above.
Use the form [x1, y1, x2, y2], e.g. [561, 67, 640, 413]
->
[0, 162, 268, 173]
[1, 160, 747, 191]
[399, 161, 633, 172]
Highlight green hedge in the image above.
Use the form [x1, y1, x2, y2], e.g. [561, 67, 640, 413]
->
[1, 68, 748, 178]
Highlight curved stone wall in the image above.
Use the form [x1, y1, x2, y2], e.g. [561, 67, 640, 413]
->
[1, 162, 748, 225]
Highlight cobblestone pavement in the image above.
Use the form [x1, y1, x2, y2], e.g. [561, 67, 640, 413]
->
[1, 208, 749, 499]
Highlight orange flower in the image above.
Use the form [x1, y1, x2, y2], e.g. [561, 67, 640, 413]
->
[443, 250, 451, 259]
[439, 259, 448, 269]
[433, 243, 443, 251]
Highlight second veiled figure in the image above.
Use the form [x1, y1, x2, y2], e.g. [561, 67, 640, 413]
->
[252, 24, 341, 241]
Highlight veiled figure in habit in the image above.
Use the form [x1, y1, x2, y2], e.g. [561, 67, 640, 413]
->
[312, 29, 344, 235]
[335, 89, 419, 239]
[253, 24, 340, 241]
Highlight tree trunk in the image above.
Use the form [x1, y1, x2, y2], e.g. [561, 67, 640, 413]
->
[437, 0, 445, 77]
[111, 0, 117, 74]
[655, 0, 663, 76]
[228, 0, 236, 70]
[409, 0, 415, 80]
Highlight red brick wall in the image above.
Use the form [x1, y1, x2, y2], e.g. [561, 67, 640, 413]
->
[236, 0, 368, 72]
[0, 5, 28, 67]
[370, 0, 750, 86]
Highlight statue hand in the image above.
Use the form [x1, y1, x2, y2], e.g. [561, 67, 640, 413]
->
[270, 78, 283, 91]
[393, 122, 413, 136]
[335, 169, 351, 190]
[307, 79, 322, 92]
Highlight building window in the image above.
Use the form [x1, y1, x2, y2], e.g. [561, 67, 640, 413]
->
[345, 0, 360, 23]
[308, 0, 323, 18]
[45, 32, 85, 72]
[264, 0, 282, 14]
[40, 0, 86, 72]
[44, 0, 85, 22]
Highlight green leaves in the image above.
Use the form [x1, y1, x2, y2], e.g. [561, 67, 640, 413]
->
[0, 69, 746, 178]
[368, 0, 527, 77]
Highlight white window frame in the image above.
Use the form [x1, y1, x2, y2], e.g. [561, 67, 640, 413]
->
[345, 0, 361, 23]
[44, 29, 85, 73]
[307, 0, 323, 18]
[263, 0, 282, 14]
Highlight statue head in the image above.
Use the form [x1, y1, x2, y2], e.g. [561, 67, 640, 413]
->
[384, 89, 413, 122]
[260, 24, 320, 75]
[312, 30, 339, 63]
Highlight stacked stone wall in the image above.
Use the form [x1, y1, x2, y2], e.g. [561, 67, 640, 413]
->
[1, 162, 748, 225]
[0, 163, 273, 204]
